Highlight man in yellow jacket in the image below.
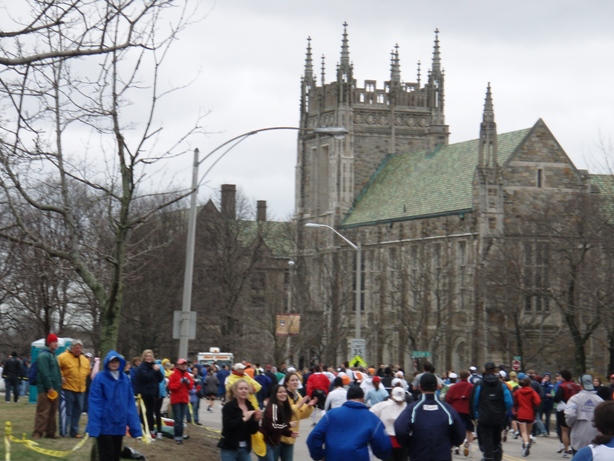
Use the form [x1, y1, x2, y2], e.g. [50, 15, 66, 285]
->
[225, 363, 261, 409]
[57, 340, 91, 438]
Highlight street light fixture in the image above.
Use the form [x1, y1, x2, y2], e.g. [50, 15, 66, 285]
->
[178, 126, 347, 360]
[304, 223, 362, 343]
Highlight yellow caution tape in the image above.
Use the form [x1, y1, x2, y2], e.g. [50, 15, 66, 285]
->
[4, 420, 89, 459]
[135, 394, 152, 445]
[5, 421, 11, 461]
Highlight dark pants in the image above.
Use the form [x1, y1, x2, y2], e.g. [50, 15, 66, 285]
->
[4, 378, 19, 402]
[63, 389, 84, 436]
[477, 424, 503, 461]
[172, 403, 187, 440]
[539, 406, 553, 434]
[154, 397, 163, 433]
[140, 395, 155, 434]
[97, 434, 123, 461]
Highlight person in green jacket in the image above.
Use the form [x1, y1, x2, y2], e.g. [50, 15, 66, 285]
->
[33, 334, 62, 439]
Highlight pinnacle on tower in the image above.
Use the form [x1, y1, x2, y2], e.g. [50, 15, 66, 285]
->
[417, 60, 421, 87]
[340, 21, 350, 71]
[432, 28, 441, 74]
[320, 54, 326, 85]
[391, 44, 401, 83]
[483, 82, 495, 123]
[479, 82, 498, 167]
[304, 36, 314, 83]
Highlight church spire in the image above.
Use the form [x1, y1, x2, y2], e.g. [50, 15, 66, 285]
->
[340, 21, 350, 71]
[431, 28, 441, 74]
[390, 44, 401, 83]
[479, 83, 498, 167]
[320, 54, 326, 86]
[417, 60, 421, 87]
[304, 36, 314, 84]
[483, 82, 494, 123]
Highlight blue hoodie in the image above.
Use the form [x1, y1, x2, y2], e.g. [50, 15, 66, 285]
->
[307, 400, 391, 461]
[86, 351, 143, 438]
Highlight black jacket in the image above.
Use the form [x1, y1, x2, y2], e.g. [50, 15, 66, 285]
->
[2, 356, 23, 380]
[219, 399, 259, 451]
[134, 361, 163, 397]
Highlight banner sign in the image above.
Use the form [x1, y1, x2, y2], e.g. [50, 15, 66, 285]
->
[276, 314, 301, 336]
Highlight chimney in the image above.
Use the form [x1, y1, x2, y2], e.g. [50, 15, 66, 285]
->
[221, 184, 236, 219]
[257, 200, 267, 222]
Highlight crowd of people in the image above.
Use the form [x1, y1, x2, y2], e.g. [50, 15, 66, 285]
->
[217, 359, 614, 461]
[5, 342, 614, 461]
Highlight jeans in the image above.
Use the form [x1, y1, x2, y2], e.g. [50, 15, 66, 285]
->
[4, 378, 19, 402]
[20, 380, 27, 397]
[257, 444, 280, 461]
[279, 443, 294, 461]
[539, 406, 553, 434]
[220, 447, 252, 461]
[172, 403, 187, 440]
[187, 399, 200, 423]
[63, 390, 84, 437]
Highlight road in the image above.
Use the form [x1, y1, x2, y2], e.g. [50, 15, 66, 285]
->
[196, 404, 566, 460]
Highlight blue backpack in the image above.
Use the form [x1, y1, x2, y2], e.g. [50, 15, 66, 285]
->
[28, 350, 50, 385]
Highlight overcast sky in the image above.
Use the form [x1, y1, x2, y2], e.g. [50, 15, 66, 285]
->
[162, 0, 614, 220]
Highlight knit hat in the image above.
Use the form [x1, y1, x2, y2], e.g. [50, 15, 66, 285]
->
[419, 372, 438, 391]
[46, 334, 58, 345]
[346, 386, 364, 400]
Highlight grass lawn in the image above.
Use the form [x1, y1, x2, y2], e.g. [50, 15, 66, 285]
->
[0, 399, 218, 460]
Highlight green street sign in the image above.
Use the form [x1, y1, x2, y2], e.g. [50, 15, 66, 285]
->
[411, 351, 431, 358]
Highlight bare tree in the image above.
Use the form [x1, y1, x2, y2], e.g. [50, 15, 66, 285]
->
[0, 1, 203, 353]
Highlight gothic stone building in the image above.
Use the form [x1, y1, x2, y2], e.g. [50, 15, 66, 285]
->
[294, 25, 613, 375]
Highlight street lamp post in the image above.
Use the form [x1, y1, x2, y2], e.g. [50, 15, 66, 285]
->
[177, 126, 347, 361]
[304, 223, 362, 342]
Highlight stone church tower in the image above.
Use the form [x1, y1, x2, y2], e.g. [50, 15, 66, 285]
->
[295, 24, 449, 226]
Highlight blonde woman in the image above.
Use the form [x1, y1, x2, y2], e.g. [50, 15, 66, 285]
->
[134, 349, 163, 438]
[281, 372, 317, 461]
[218, 379, 262, 461]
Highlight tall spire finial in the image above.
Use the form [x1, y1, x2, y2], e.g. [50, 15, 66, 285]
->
[432, 28, 441, 74]
[340, 22, 350, 70]
[391, 43, 401, 83]
[417, 60, 421, 87]
[483, 82, 495, 123]
[304, 37, 314, 83]
[320, 54, 326, 86]
[479, 82, 498, 167]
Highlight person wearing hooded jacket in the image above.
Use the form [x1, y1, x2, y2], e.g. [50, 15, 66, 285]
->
[469, 361, 513, 461]
[307, 386, 391, 461]
[86, 351, 142, 461]
[167, 358, 194, 444]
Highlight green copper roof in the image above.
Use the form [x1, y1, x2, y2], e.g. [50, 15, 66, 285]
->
[590, 174, 614, 222]
[239, 220, 293, 258]
[342, 128, 532, 227]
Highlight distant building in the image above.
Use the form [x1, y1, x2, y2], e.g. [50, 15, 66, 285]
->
[294, 24, 614, 374]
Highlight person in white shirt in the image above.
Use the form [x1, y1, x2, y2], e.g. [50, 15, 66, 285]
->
[324, 378, 347, 411]
[370, 387, 408, 460]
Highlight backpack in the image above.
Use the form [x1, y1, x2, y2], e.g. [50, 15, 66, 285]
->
[476, 380, 507, 425]
[28, 350, 49, 385]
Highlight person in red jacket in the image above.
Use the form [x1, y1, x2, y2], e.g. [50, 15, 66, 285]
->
[446, 370, 475, 457]
[305, 365, 330, 426]
[513, 377, 541, 457]
[167, 358, 194, 445]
